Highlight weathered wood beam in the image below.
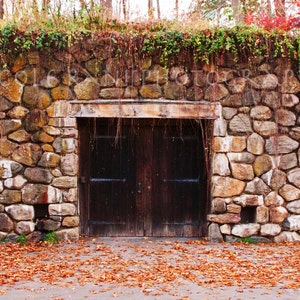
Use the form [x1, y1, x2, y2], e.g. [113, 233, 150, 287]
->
[70, 100, 221, 119]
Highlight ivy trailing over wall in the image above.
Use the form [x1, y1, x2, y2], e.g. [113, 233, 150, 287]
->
[0, 21, 299, 67]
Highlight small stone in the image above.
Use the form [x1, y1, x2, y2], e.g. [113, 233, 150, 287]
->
[0, 190, 21, 204]
[205, 84, 229, 101]
[8, 130, 31, 143]
[4, 175, 27, 189]
[247, 133, 264, 155]
[248, 74, 278, 90]
[40, 76, 60, 88]
[282, 215, 300, 231]
[208, 223, 223, 243]
[63, 188, 78, 203]
[233, 194, 262, 207]
[221, 94, 243, 107]
[163, 82, 186, 100]
[0, 138, 18, 157]
[36, 219, 61, 231]
[124, 86, 138, 98]
[22, 184, 62, 204]
[99, 88, 124, 99]
[279, 153, 298, 170]
[256, 206, 269, 224]
[99, 74, 115, 87]
[61, 154, 78, 176]
[220, 224, 231, 235]
[231, 163, 254, 181]
[62, 216, 80, 227]
[286, 200, 300, 214]
[275, 109, 296, 126]
[253, 155, 273, 176]
[264, 191, 284, 207]
[49, 203, 76, 216]
[222, 107, 237, 120]
[212, 153, 230, 176]
[287, 168, 300, 188]
[0, 119, 22, 135]
[280, 76, 300, 93]
[0, 213, 14, 232]
[144, 65, 168, 84]
[0, 160, 23, 179]
[261, 169, 286, 191]
[38, 152, 61, 168]
[22, 86, 51, 109]
[5, 204, 34, 221]
[53, 138, 76, 154]
[211, 198, 227, 213]
[227, 77, 247, 94]
[213, 136, 246, 152]
[289, 127, 300, 141]
[73, 78, 100, 100]
[139, 84, 162, 99]
[250, 106, 272, 120]
[253, 121, 278, 137]
[12, 143, 42, 167]
[207, 213, 241, 224]
[227, 204, 241, 214]
[15, 221, 35, 235]
[274, 232, 300, 243]
[24, 109, 48, 132]
[51, 85, 73, 100]
[24, 167, 53, 184]
[52, 177, 77, 188]
[279, 184, 300, 201]
[245, 178, 271, 196]
[270, 207, 288, 223]
[0, 77, 23, 103]
[212, 176, 245, 197]
[7, 106, 29, 119]
[232, 224, 260, 237]
[282, 94, 299, 107]
[229, 114, 252, 133]
[55, 227, 80, 241]
[227, 152, 255, 164]
[260, 224, 281, 236]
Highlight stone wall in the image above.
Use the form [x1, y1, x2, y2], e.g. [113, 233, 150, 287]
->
[0, 44, 300, 242]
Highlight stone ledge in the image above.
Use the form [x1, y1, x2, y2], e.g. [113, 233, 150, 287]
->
[69, 99, 221, 119]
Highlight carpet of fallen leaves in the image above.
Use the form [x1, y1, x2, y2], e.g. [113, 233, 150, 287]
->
[0, 238, 300, 296]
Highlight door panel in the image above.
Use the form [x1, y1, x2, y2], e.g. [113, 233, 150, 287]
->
[79, 118, 207, 237]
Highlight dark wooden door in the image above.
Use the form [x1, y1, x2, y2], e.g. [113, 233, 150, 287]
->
[79, 119, 207, 237]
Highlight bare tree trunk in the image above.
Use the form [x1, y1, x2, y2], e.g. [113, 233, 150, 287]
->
[0, 0, 4, 19]
[275, 0, 285, 16]
[157, 0, 160, 19]
[122, 0, 127, 20]
[103, 0, 113, 17]
[232, 0, 243, 24]
[148, 0, 154, 19]
[175, 0, 179, 19]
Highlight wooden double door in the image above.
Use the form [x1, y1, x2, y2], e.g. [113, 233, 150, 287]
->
[79, 118, 207, 237]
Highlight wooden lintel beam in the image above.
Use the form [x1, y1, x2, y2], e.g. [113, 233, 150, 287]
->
[69, 100, 220, 119]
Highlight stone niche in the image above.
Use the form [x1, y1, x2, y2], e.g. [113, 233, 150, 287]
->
[0, 45, 300, 243]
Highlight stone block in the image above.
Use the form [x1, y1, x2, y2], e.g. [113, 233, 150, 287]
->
[22, 184, 62, 204]
[211, 198, 227, 213]
[99, 88, 124, 99]
[227, 204, 241, 214]
[0, 190, 21, 204]
[253, 121, 278, 137]
[229, 114, 252, 133]
[208, 223, 223, 243]
[260, 224, 281, 236]
[46, 101, 70, 118]
[253, 155, 273, 176]
[279, 184, 300, 202]
[248, 74, 278, 90]
[56, 227, 80, 241]
[266, 136, 299, 154]
[52, 176, 77, 188]
[61, 154, 78, 176]
[62, 216, 80, 227]
[213, 117, 227, 137]
[256, 206, 269, 224]
[247, 133, 264, 155]
[275, 109, 296, 126]
[36, 219, 61, 231]
[270, 207, 288, 224]
[245, 177, 271, 196]
[264, 192, 284, 207]
[279, 153, 298, 170]
[15, 221, 35, 235]
[287, 168, 300, 189]
[204, 84, 229, 101]
[286, 200, 300, 214]
[12, 143, 42, 167]
[212, 176, 245, 197]
[0, 213, 14, 232]
[53, 138, 76, 154]
[49, 203, 76, 216]
[220, 224, 231, 235]
[233, 194, 262, 207]
[74, 78, 101, 99]
[232, 224, 260, 237]
[139, 84, 162, 98]
[0, 160, 23, 179]
[231, 163, 254, 180]
[274, 231, 300, 243]
[5, 204, 34, 221]
[213, 136, 246, 153]
[227, 152, 255, 164]
[24, 167, 54, 184]
[38, 152, 61, 168]
[250, 105, 272, 120]
[212, 153, 230, 176]
[207, 213, 241, 224]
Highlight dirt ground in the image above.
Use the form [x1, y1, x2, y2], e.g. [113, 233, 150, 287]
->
[0, 237, 300, 300]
